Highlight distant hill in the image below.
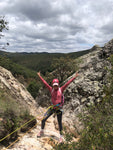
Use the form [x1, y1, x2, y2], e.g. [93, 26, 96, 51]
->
[0, 48, 95, 75]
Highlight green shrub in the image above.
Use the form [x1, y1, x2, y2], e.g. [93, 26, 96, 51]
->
[0, 56, 37, 80]
[27, 81, 41, 98]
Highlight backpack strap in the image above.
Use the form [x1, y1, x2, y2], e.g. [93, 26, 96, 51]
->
[59, 88, 64, 106]
[51, 88, 54, 94]
[51, 88, 61, 94]
[59, 87, 62, 94]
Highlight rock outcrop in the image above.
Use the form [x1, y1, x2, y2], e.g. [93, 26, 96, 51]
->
[99, 39, 113, 58]
[0, 66, 38, 116]
[63, 40, 113, 133]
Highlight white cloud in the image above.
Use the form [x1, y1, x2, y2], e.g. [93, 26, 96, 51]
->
[0, 0, 113, 53]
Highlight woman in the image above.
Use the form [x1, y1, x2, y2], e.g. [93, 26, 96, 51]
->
[37, 71, 79, 143]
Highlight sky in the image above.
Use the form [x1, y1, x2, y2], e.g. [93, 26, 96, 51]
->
[0, 0, 113, 53]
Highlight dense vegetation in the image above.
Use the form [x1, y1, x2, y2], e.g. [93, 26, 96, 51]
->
[0, 48, 92, 75]
[0, 55, 37, 79]
[53, 55, 113, 150]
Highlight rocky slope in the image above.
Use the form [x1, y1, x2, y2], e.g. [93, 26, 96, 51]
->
[63, 40, 113, 133]
[0, 66, 38, 116]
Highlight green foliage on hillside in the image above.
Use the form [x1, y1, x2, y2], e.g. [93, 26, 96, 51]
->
[0, 55, 38, 82]
[1, 48, 92, 76]
[27, 81, 41, 99]
[0, 56, 37, 79]
[67, 49, 93, 59]
[45, 56, 78, 85]
[6, 52, 65, 75]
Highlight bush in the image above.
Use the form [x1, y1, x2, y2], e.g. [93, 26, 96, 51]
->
[27, 81, 41, 98]
[0, 55, 37, 81]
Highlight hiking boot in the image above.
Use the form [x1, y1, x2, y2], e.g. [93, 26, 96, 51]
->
[37, 130, 44, 137]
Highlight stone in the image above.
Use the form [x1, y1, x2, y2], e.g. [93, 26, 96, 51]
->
[81, 97, 87, 103]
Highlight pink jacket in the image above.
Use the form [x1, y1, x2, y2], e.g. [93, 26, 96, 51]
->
[39, 75, 76, 105]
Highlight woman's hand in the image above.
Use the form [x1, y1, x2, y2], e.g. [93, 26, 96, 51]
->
[75, 71, 79, 78]
[37, 72, 41, 77]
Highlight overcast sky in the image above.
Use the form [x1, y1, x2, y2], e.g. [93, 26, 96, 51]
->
[0, 0, 113, 53]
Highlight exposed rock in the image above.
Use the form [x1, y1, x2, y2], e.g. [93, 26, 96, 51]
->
[99, 39, 113, 58]
[0, 66, 38, 116]
[63, 40, 113, 133]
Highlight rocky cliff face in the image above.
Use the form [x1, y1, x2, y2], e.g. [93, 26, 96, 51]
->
[0, 66, 38, 116]
[63, 40, 113, 132]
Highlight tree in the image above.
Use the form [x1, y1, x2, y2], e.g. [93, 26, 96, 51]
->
[0, 16, 8, 37]
[0, 16, 8, 50]
[49, 56, 78, 84]
[27, 81, 41, 99]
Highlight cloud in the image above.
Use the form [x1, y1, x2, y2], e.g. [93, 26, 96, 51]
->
[0, 0, 113, 53]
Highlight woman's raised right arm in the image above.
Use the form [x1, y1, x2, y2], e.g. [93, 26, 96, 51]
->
[37, 72, 52, 92]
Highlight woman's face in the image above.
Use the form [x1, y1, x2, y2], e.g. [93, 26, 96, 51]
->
[53, 85, 59, 90]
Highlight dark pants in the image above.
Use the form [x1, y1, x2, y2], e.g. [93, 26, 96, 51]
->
[41, 107, 63, 135]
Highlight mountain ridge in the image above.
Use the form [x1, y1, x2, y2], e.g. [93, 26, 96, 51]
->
[0, 45, 101, 76]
